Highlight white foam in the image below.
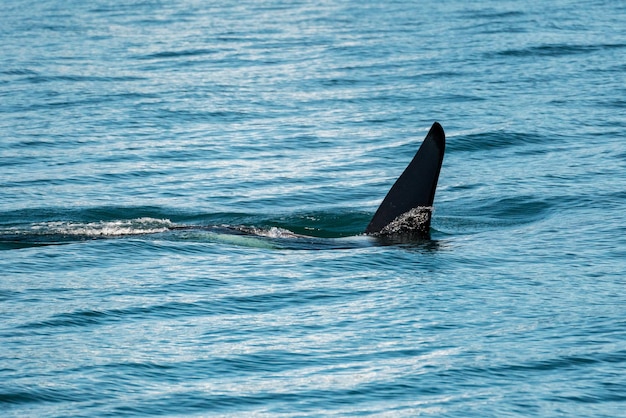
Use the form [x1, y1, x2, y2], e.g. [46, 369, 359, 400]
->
[378, 206, 432, 235]
[242, 226, 301, 239]
[30, 218, 174, 237]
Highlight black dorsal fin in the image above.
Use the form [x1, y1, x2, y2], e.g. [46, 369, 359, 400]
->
[365, 122, 446, 235]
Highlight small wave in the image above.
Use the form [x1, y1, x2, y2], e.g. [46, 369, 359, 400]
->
[448, 131, 548, 152]
[465, 9, 526, 19]
[0, 387, 82, 405]
[437, 195, 552, 235]
[23, 74, 145, 84]
[1, 68, 38, 76]
[492, 43, 626, 58]
[139, 48, 218, 60]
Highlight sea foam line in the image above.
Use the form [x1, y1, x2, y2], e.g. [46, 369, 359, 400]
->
[26, 218, 175, 237]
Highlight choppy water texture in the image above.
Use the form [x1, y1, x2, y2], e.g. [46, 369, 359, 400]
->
[2, 0, 626, 416]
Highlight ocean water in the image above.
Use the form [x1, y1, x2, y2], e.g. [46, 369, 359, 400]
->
[1, 0, 626, 416]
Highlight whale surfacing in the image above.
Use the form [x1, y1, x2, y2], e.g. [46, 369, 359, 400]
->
[365, 122, 445, 238]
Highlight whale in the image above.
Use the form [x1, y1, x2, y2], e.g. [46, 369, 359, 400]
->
[0, 122, 445, 249]
[365, 121, 445, 238]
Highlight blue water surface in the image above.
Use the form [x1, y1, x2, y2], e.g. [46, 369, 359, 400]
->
[1, 0, 626, 416]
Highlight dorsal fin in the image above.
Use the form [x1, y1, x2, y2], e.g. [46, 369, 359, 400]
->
[365, 122, 445, 235]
